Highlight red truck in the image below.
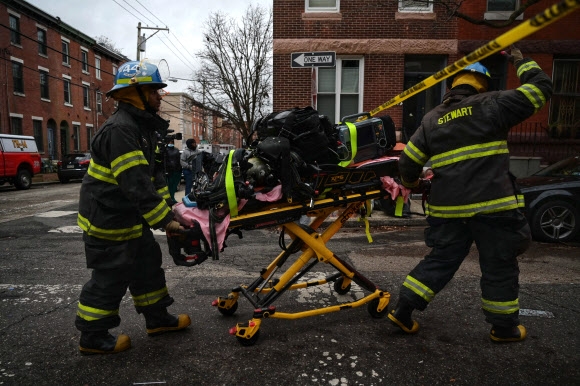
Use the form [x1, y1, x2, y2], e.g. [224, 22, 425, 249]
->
[0, 134, 42, 190]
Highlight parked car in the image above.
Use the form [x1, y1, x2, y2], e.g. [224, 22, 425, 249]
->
[517, 155, 580, 243]
[57, 153, 91, 183]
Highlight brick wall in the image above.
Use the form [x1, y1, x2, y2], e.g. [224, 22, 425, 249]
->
[1, 1, 127, 160]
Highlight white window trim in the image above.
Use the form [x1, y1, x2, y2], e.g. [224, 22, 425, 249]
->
[95, 55, 102, 79]
[398, 0, 433, 13]
[32, 116, 43, 121]
[38, 65, 49, 72]
[36, 23, 47, 31]
[61, 36, 70, 43]
[86, 124, 94, 128]
[317, 56, 364, 123]
[72, 121, 81, 126]
[305, 0, 339, 13]
[10, 56, 23, 64]
[10, 113, 24, 118]
[7, 8, 21, 18]
[62, 74, 71, 80]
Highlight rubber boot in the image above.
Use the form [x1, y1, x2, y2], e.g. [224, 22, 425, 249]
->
[144, 308, 191, 336]
[490, 324, 527, 343]
[387, 303, 420, 334]
[79, 331, 131, 355]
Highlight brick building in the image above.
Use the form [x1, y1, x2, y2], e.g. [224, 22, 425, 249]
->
[273, 0, 580, 162]
[0, 0, 129, 163]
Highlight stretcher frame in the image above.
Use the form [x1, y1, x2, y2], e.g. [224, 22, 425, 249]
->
[211, 189, 391, 346]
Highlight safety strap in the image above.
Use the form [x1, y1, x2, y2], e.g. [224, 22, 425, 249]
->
[338, 122, 358, 167]
[357, 199, 374, 243]
[224, 150, 238, 218]
[394, 196, 405, 217]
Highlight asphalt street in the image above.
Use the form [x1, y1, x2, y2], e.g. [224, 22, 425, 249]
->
[0, 182, 579, 385]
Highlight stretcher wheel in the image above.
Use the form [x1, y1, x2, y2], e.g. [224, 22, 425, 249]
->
[217, 301, 238, 316]
[333, 277, 351, 295]
[237, 330, 260, 347]
[367, 298, 389, 318]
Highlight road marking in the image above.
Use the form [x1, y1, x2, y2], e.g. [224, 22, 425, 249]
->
[519, 308, 555, 318]
[48, 226, 83, 233]
[35, 210, 77, 218]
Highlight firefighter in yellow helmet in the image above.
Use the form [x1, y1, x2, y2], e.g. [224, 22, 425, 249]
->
[75, 61, 190, 354]
[389, 47, 553, 342]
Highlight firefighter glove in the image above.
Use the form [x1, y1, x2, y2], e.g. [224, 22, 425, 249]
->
[507, 46, 524, 66]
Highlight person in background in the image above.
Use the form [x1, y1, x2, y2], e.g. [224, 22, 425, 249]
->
[75, 61, 190, 355]
[180, 138, 199, 196]
[388, 47, 553, 343]
[165, 139, 182, 205]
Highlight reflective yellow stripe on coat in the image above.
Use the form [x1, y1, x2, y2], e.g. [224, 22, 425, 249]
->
[77, 213, 142, 241]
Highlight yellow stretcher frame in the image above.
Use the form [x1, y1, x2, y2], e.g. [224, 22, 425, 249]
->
[211, 189, 391, 346]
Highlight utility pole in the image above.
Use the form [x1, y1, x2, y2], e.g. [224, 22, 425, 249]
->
[136, 22, 169, 61]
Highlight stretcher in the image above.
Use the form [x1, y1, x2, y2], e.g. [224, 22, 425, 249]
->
[169, 155, 403, 346]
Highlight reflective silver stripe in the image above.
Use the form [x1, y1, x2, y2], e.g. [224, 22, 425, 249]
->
[431, 141, 508, 169]
[111, 150, 148, 178]
[402, 275, 435, 303]
[132, 286, 169, 307]
[426, 195, 522, 218]
[403, 141, 428, 166]
[517, 83, 546, 112]
[482, 297, 519, 314]
[516, 61, 540, 77]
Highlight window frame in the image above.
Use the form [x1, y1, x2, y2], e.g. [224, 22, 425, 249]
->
[39, 67, 50, 100]
[305, 0, 339, 13]
[63, 74, 72, 105]
[96, 91, 103, 114]
[398, 0, 433, 13]
[95, 56, 101, 79]
[316, 56, 364, 123]
[11, 58, 24, 94]
[82, 82, 91, 109]
[10, 115, 23, 135]
[485, 0, 523, 20]
[81, 47, 89, 73]
[61, 38, 70, 66]
[549, 58, 580, 139]
[37, 26, 48, 56]
[9, 12, 21, 45]
[73, 124, 81, 151]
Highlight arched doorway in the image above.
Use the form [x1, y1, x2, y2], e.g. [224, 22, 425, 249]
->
[59, 120, 69, 159]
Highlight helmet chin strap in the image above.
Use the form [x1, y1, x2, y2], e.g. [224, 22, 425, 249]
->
[136, 85, 158, 115]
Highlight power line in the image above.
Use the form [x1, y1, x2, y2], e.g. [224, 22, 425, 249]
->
[110, 0, 142, 22]
[120, 0, 157, 26]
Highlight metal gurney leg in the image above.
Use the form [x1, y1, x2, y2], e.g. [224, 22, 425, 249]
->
[215, 199, 391, 346]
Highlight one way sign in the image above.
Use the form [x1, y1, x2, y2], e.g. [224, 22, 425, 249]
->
[291, 51, 336, 68]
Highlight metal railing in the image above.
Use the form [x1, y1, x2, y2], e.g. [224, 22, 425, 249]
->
[507, 122, 580, 165]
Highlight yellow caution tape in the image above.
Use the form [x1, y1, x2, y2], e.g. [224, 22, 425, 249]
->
[367, 0, 580, 118]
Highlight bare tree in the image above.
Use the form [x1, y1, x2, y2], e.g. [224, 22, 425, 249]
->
[189, 4, 272, 141]
[95, 35, 125, 56]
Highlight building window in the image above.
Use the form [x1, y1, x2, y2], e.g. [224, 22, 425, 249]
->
[86, 126, 93, 150]
[399, 0, 433, 13]
[62, 40, 70, 65]
[37, 28, 47, 55]
[9, 14, 21, 45]
[96, 92, 103, 114]
[113, 64, 118, 75]
[40, 70, 50, 99]
[63, 77, 72, 104]
[95, 56, 101, 79]
[81, 49, 89, 73]
[305, 0, 339, 12]
[73, 125, 80, 151]
[10, 116, 23, 135]
[12, 60, 24, 93]
[33, 119, 44, 152]
[83, 83, 91, 109]
[487, 0, 518, 12]
[316, 58, 362, 123]
[549, 59, 580, 139]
